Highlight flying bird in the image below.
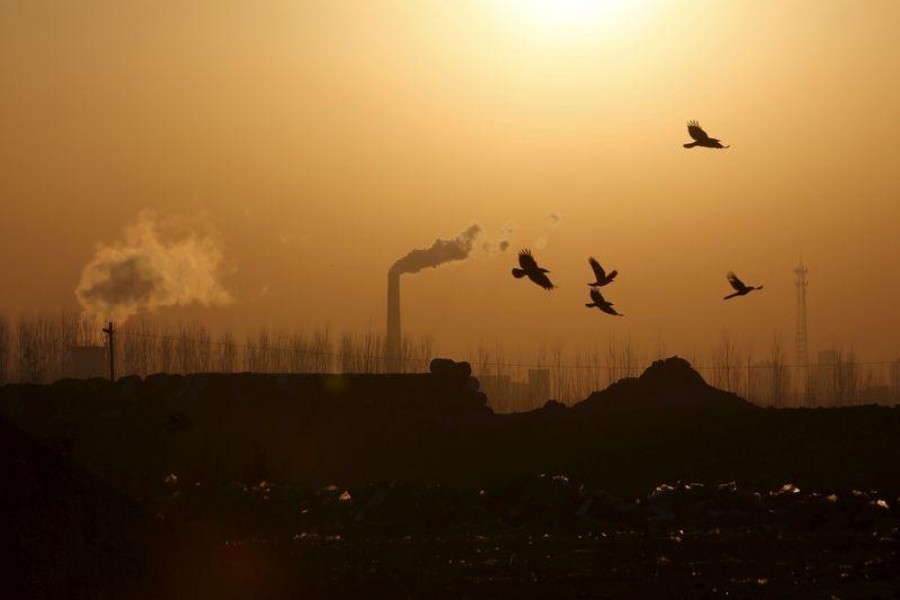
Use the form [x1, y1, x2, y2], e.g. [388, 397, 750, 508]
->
[512, 249, 555, 290]
[683, 120, 730, 149]
[723, 272, 763, 300]
[586, 288, 623, 316]
[588, 257, 618, 287]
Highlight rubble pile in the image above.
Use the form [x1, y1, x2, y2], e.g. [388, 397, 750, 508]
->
[574, 356, 756, 411]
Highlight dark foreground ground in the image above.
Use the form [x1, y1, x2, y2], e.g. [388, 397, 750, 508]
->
[3, 440, 899, 599]
[2, 358, 900, 598]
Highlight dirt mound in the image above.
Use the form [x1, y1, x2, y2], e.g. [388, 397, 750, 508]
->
[573, 356, 756, 412]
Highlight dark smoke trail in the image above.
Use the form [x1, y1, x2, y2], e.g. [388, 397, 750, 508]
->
[389, 224, 483, 276]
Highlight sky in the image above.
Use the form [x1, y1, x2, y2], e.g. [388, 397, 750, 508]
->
[2, 0, 899, 363]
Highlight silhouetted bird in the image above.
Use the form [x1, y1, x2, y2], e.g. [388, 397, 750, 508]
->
[586, 288, 623, 316]
[723, 272, 763, 300]
[512, 249, 555, 290]
[683, 120, 730, 149]
[588, 257, 618, 287]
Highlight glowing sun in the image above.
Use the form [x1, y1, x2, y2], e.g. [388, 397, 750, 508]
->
[521, 0, 633, 29]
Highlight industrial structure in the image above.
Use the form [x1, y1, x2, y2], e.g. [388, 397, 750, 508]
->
[386, 272, 401, 372]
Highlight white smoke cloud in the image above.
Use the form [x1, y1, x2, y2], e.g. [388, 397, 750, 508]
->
[75, 211, 232, 324]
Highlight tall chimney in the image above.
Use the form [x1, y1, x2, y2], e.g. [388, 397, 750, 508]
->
[386, 271, 401, 372]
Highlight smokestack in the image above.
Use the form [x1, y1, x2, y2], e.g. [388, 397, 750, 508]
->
[386, 272, 401, 372]
[385, 223, 509, 372]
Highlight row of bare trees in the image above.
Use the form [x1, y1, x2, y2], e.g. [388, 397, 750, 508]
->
[0, 312, 435, 384]
[0, 312, 896, 411]
[117, 323, 436, 379]
[476, 333, 899, 411]
[698, 333, 895, 409]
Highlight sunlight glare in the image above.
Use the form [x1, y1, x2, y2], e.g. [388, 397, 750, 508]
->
[525, 0, 627, 26]
[495, 0, 646, 42]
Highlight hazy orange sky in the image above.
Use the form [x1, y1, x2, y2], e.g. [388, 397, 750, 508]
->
[2, 0, 899, 362]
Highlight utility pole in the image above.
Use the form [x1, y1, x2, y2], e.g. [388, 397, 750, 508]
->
[102, 322, 115, 381]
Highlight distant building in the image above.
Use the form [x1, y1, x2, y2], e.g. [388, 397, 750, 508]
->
[480, 368, 552, 412]
[860, 384, 890, 405]
[70, 346, 107, 379]
[527, 369, 551, 403]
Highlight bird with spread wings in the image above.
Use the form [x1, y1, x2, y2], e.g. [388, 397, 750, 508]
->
[585, 288, 624, 316]
[512, 249, 555, 290]
[587, 257, 618, 287]
[723, 272, 763, 300]
[683, 120, 730, 149]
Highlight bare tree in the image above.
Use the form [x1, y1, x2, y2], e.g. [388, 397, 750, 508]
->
[219, 331, 238, 373]
[551, 342, 566, 402]
[654, 336, 668, 361]
[418, 334, 435, 373]
[890, 360, 900, 405]
[0, 315, 9, 385]
[766, 334, 788, 407]
[711, 331, 741, 393]
[310, 326, 331, 373]
[286, 332, 306, 373]
[339, 332, 355, 373]
[605, 335, 620, 386]
[831, 348, 859, 406]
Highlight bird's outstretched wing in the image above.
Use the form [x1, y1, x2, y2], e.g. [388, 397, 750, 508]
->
[599, 303, 623, 316]
[588, 257, 606, 281]
[518, 249, 539, 270]
[531, 271, 555, 290]
[727, 271, 747, 292]
[589, 288, 604, 304]
[687, 120, 709, 142]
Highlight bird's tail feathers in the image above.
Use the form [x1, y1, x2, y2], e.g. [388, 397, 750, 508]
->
[683, 142, 699, 148]
[512, 268, 526, 278]
[585, 302, 596, 308]
[723, 292, 739, 300]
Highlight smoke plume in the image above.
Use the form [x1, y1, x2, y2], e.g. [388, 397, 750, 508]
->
[390, 224, 485, 276]
[547, 211, 561, 228]
[481, 222, 514, 255]
[535, 212, 561, 249]
[75, 212, 231, 324]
